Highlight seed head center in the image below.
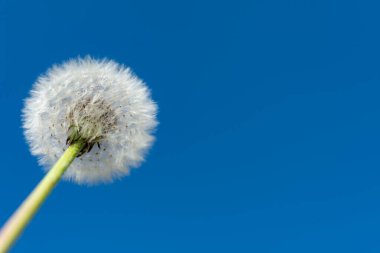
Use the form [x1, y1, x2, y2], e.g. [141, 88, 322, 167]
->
[66, 98, 118, 156]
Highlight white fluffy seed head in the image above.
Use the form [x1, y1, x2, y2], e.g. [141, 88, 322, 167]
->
[23, 57, 158, 184]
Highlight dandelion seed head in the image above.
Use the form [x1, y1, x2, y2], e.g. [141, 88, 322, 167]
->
[23, 57, 158, 184]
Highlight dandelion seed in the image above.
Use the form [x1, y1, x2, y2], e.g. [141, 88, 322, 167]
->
[23, 57, 158, 184]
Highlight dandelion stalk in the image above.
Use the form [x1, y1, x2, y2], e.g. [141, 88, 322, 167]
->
[0, 141, 85, 253]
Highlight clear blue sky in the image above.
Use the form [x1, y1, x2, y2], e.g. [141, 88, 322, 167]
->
[1, 0, 380, 252]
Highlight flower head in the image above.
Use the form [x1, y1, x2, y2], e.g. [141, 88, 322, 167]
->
[23, 57, 158, 184]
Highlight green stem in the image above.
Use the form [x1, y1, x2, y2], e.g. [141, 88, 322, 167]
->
[0, 142, 84, 253]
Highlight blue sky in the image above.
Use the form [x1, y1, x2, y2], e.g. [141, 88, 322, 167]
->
[1, 0, 380, 252]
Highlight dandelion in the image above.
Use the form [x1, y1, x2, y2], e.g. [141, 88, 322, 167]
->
[0, 57, 158, 252]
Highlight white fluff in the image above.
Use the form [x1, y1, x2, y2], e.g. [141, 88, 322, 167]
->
[23, 57, 158, 184]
